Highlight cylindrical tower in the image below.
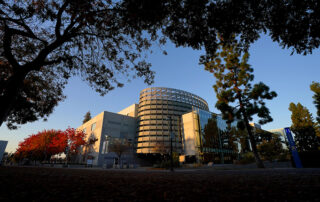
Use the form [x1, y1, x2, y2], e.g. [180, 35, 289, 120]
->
[136, 87, 209, 154]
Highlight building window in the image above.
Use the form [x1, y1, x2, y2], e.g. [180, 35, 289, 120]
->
[102, 141, 109, 154]
[91, 122, 96, 131]
[83, 128, 86, 133]
[108, 121, 121, 125]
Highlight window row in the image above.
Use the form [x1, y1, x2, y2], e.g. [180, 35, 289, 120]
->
[138, 121, 179, 127]
[139, 97, 207, 108]
[136, 148, 182, 154]
[138, 108, 190, 115]
[137, 142, 181, 147]
[137, 131, 180, 136]
[139, 100, 194, 108]
[137, 136, 181, 142]
[139, 91, 206, 103]
[138, 128, 180, 133]
[138, 105, 191, 113]
[139, 96, 208, 110]
[138, 110, 185, 117]
[139, 115, 180, 121]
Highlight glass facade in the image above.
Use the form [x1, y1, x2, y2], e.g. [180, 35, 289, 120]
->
[190, 107, 243, 164]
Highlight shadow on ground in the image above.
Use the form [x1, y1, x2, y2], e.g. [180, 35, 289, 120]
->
[0, 166, 319, 201]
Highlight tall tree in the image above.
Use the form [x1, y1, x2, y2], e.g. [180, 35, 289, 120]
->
[2, 0, 320, 130]
[203, 115, 220, 150]
[289, 102, 320, 152]
[82, 111, 91, 124]
[310, 82, 320, 137]
[204, 37, 277, 168]
[0, 0, 172, 129]
[310, 82, 320, 125]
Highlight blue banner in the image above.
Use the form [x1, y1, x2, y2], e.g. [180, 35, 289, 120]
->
[284, 127, 303, 168]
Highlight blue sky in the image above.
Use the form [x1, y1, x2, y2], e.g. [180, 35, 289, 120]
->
[1, 34, 320, 153]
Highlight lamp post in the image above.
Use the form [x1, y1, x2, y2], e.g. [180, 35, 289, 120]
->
[167, 116, 174, 172]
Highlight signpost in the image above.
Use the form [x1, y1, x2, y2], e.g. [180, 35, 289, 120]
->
[284, 127, 303, 168]
[87, 159, 93, 167]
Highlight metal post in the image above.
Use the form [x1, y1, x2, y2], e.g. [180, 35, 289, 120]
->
[218, 131, 224, 164]
[168, 116, 174, 172]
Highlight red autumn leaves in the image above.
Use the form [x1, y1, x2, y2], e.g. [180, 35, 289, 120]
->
[15, 128, 86, 161]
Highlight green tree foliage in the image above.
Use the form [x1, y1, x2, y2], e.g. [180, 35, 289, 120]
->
[205, 37, 277, 168]
[230, 126, 250, 153]
[0, 0, 171, 129]
[257, 134, 284, 162]
[227, 125, 247, 153]
[310, 81, 320, 125]
[165, 0, 320, 59]
[289, 102, 320, 152]
[203, 115, 220, 149]
[2, 0, 320, 130]
[82, 111, 91, 124]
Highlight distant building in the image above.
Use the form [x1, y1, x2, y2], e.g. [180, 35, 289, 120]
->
[78, 87, 275, 166]
[250, 123, 262, 129]
[268, 128, 289, 150]
[77, 110, 137, 167]
[0, 141, 8, 164]
[136, 87, 209, 154]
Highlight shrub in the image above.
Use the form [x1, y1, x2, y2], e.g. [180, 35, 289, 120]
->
[238, 152, 255, 164]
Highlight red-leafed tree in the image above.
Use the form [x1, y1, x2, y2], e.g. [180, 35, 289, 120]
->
[15, 128, 85, 163]
[62, 128, 86, 162]
[48, 130, 68, 156]
[15, 129, 62, 161]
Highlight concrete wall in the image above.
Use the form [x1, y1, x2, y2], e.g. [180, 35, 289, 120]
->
[97, 111, 137, 166]
[77, 112, 105, 165]
[181, 112, 198, 156]
[118, 104, 139, 118]
[77, 111, 137, 166]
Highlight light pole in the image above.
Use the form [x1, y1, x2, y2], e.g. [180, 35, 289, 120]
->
[167, 116, 174, 172]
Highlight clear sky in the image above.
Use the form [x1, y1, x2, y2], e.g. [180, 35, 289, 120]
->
[1, 34, 320, 153]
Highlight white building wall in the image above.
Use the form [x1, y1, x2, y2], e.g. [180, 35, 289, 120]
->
[98, 111, 137, 166]
[77, 112, 105, 165]
[77, 110, 137, 167]
[181, 112, 198, 156]
[118, 104, 139, 118]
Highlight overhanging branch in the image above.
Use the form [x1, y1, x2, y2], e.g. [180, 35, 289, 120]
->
[3, 23, 20, 70]
[55, 1, 69, 39]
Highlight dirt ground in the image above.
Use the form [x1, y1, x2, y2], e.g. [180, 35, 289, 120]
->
[0, 166, 319, 201]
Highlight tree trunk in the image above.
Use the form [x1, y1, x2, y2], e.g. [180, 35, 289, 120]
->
[0, 71, 27, 127]
[243, 114, 265, 168]
[238, 97, 265, 168]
